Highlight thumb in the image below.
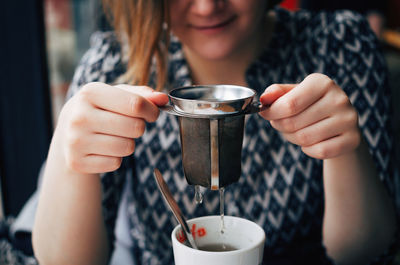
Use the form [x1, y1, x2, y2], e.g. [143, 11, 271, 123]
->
[115, 84, 169, 106]
[260, 84, 296, 105]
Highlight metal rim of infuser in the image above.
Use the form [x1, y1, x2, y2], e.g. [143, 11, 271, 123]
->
[167, 85, 257, 117]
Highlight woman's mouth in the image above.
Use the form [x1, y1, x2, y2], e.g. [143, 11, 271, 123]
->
[191, 16, 236, 34]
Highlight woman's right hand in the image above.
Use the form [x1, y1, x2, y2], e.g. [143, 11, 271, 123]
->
[33, 82, 169, 265]
[54, 82, 168, 174]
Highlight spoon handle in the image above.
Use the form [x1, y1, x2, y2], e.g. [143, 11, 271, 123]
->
[153, 168, 198, 249]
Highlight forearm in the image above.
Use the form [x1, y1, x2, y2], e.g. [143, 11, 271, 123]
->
[30, 82, 167, 264]
[322, 138, 396, 264]
[32, 134, 109, 265]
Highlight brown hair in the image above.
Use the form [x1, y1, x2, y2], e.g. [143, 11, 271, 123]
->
[102, 0, 169, 91]
[102, 0, 283, 91]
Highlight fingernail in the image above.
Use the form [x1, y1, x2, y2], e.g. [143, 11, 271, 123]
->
[260, 96, 268, 105]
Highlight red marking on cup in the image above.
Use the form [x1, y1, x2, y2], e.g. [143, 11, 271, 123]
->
[191, 224, 208, 239]
[191, 224, 197, 239]
[177, 224, 208, 243]
[197, 227, 206, 237]
[177, 230, 187, 243]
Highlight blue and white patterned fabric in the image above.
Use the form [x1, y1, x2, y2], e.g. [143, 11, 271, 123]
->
[67, 8, 396, 265]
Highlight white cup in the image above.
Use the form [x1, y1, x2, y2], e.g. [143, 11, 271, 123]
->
[171, 215, 266, 265]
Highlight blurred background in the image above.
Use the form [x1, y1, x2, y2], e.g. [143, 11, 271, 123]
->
[0, 0, 399, 220]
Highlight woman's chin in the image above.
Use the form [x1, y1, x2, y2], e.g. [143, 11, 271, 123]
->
[186, 44, 238, 61]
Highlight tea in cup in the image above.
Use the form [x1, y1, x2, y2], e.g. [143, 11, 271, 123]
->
[171, 215, 266, 265]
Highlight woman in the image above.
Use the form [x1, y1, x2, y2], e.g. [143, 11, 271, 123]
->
[32, 0, 397, 264]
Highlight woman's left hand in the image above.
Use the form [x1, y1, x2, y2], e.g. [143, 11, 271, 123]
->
[259, 73, 361, 160]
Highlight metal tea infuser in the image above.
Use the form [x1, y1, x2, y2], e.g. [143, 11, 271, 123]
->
[160, 85, 264, 190]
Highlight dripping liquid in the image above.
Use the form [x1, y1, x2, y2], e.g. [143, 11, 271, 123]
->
[219, 187, 225, 234]
[192, 186, 232, 251]
[219, 187, 229, 251]
[194, 185, 203, 204]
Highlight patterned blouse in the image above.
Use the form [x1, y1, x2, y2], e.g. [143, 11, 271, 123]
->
[67, 8, 395, 265]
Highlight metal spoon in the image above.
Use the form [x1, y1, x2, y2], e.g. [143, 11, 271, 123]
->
[153, 168, 198, 249]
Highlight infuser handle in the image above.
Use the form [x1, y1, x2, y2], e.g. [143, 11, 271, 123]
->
[244, 101, 269, 114]
[159, 104, 176, 115]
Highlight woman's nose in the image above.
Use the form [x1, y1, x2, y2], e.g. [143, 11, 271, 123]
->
[190, 0, 225, 16]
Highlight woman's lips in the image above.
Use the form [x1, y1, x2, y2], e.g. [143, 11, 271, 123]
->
[191, 16, 236, 34]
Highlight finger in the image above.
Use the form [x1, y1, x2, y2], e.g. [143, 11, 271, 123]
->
[79, 82, 161, 122]
[260, 74, 333, 120]
[260, 84, 296, 105]
[281, 106, 358, 147]
[269, 92, 335, 133]
[281, 116, 343, 147]
[301, 131, 360, 160]
[85, 134, 135, 157]
[115, 84, 169, 106]
[67, 131, 136, 157]
[90, 108, 146, 138]
[77, 155, 123, 174]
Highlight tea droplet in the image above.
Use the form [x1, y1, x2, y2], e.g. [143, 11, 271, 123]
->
[195, 185, 203, 204]
[220, 187, 225, 234]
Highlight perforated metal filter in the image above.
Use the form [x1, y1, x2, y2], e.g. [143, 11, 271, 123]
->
[161, 85, 263, 189]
